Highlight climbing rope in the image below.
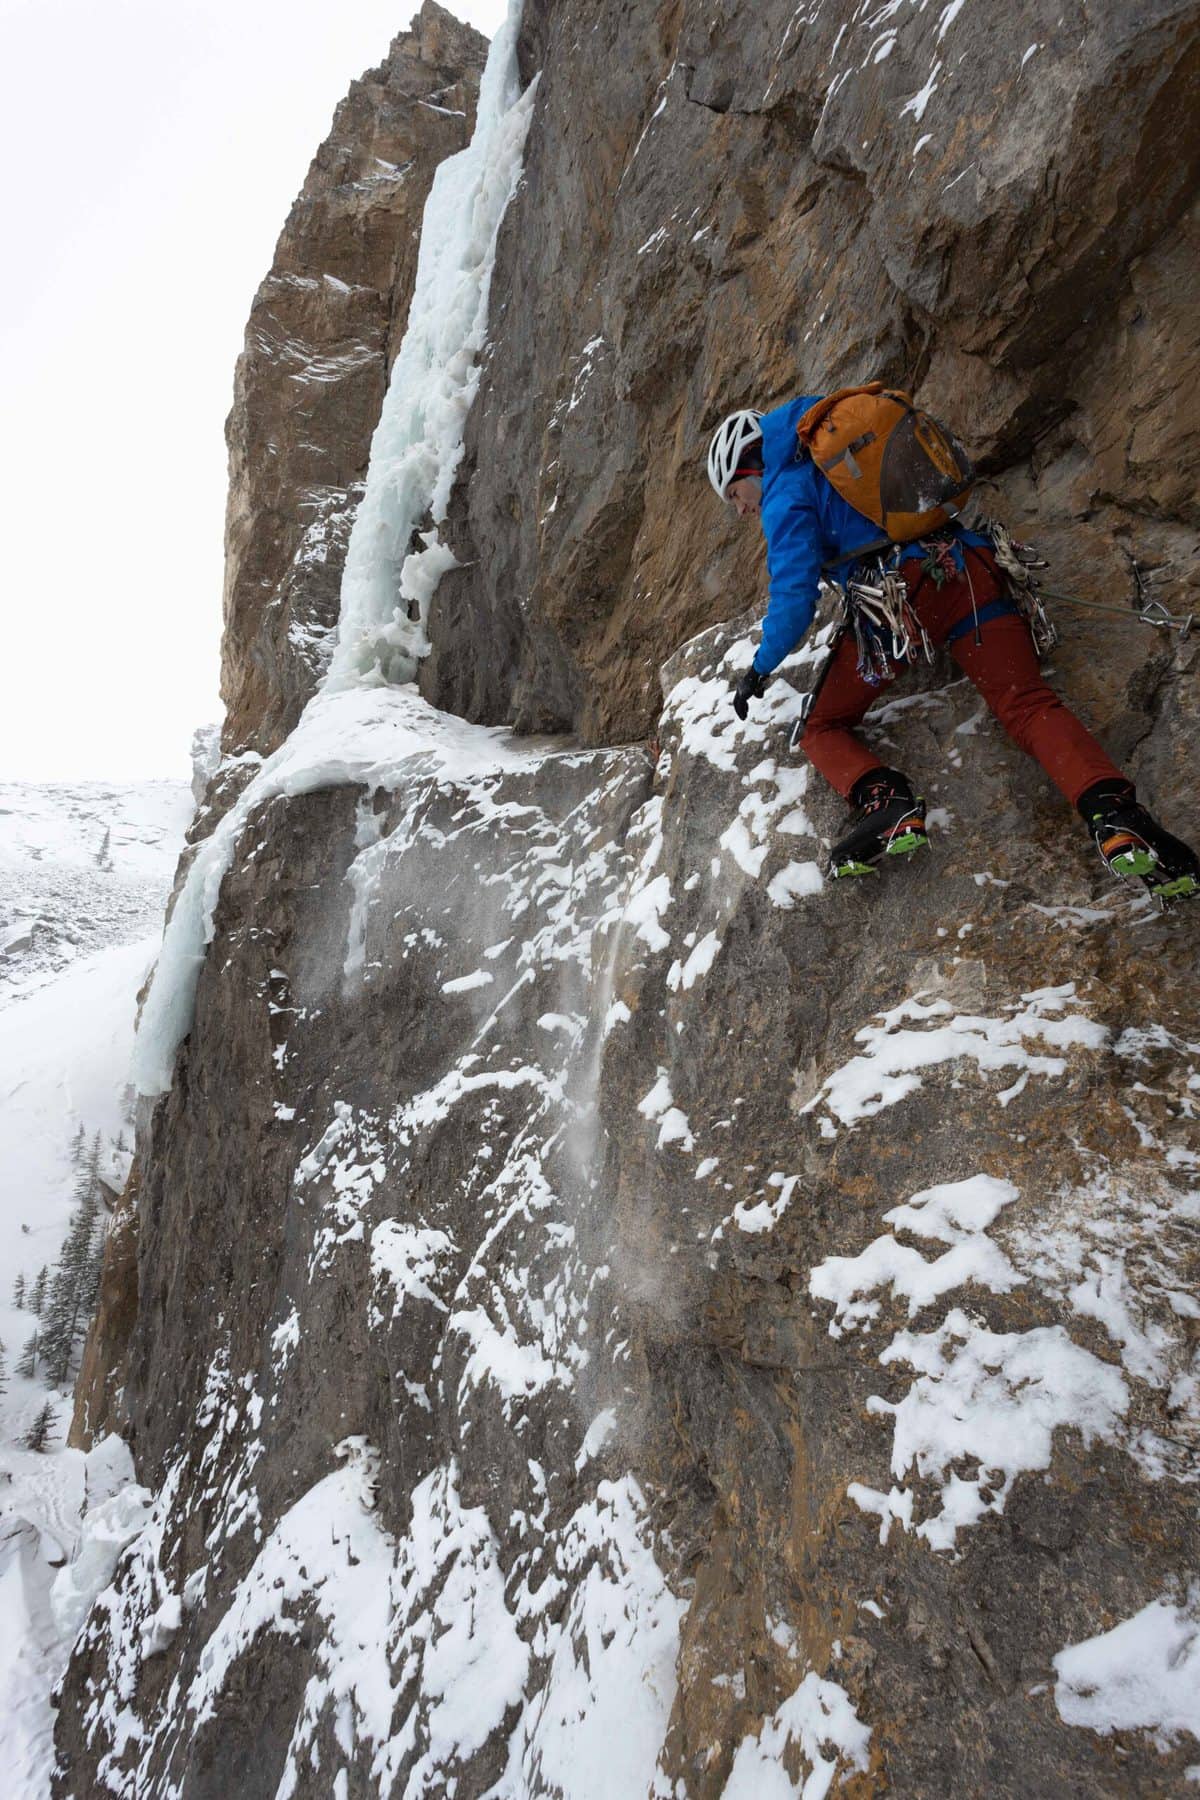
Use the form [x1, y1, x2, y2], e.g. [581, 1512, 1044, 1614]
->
[979, 516, 1195, 647]
[1039, 588, 1195, 643]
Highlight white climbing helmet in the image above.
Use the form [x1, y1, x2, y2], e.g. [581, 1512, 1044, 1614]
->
[707, 409, 764, 500]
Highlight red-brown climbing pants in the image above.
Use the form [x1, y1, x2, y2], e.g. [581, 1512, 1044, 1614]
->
[798, 546, 1126, 806]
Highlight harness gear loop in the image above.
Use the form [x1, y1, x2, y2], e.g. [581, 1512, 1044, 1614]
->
[839, 551, 934, 685]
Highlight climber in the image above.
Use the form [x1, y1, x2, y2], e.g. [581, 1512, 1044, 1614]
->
[707, 398, 1200, 904]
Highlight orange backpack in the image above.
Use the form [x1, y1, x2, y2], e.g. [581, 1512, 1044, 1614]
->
[796, 382, 975, 544]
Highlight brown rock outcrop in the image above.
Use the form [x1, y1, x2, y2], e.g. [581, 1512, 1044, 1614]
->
[220, 1, 487, 760]
[68, 1162, 140, 1449]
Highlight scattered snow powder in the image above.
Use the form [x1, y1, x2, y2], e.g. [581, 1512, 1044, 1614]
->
[767, 860, 824, 908]
[936, 0, 968, 41]
[900, 58, 943, 124]
[868, 1310, 1128, 1550]
[441, 969, 494, 995]
[638, 1070, 696, 1152]
[802, 986, 1107, 1130]
[667, 931, 721, 992]
[502, 1478, 685, 1796]
[810, 1175, 1023, 1331]
[370, 1221, 456, 1319]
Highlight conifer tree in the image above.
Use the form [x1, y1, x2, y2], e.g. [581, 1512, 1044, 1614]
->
[30, 1265, 49, 1316]
[72, 1146, 92, 1207]
[23, 1401, 55, 1453]
[0, 1339, 7, 1397]
[12, 1271, 26, 1309]
[39, 1274, 74, 1388]
[16, 1330, 40, 1379]
[42, 1171, 103, 1387]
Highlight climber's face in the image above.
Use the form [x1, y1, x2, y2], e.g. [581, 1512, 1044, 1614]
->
[728, 476, 762, 519]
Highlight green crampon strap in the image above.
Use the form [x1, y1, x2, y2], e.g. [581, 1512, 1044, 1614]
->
[886, 829, 929, 857]
[1110, 847, 1157, 878]
[1152, 873, 1199, 902]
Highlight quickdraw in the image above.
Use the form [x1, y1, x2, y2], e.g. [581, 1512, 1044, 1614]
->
[842, 558, 933, 685]
[1040, 588, 1195, 644]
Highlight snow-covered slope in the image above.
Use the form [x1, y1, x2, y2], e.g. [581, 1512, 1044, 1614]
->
[0, 785, 191, 1799]
[0, 938, 159, 1412]
[0, 1434, 147, 1800]
[0, 781, 191, 1003]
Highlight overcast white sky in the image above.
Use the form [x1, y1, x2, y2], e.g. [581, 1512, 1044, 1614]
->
[0, 0, 506, 782]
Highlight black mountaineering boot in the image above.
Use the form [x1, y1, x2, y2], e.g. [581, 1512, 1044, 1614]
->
[1077, 781, 1200, 908]
[829, 767, 929, 879]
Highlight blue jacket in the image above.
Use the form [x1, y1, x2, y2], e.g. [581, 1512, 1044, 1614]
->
[753, 396, 988, 676]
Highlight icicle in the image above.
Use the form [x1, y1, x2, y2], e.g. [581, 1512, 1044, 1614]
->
[325, 0, 538, 690]
[132, 3, 539, 1098]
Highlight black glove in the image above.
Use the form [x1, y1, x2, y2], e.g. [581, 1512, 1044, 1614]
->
[732, 665, 768, 721]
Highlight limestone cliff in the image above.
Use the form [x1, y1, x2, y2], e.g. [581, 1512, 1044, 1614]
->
[220, 2, 487, 761]
[425, 0, 1200, 746]
[56, 3, 1199, 1797]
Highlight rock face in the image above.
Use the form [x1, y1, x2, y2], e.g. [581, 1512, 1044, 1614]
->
[56, 3, 1200, 1797]
[220, 2, 487, 760]
[423, 0, 1200, 744]
[69, 1164, 141, 1449]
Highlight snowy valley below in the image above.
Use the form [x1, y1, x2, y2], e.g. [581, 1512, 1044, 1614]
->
[0, 779, 191, 1796]
[0, 782, 193, 1003]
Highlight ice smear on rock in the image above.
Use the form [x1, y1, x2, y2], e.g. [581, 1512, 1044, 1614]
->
[133, 689, 560, 1096]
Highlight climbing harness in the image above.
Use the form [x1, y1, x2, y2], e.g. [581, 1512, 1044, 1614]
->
[788, 541, 950, 750]
[785, 561, 928, 753]
[786, 524, 1194, 756]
